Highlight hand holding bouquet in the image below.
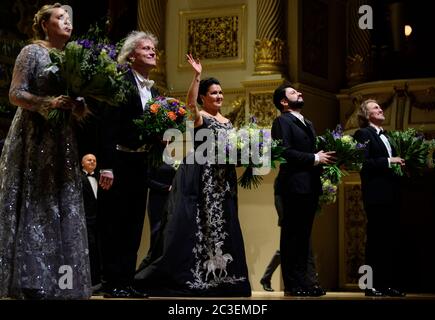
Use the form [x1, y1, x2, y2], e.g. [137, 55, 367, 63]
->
[218, 117, 286, 189]
[387, 128, 435, 176]
[46, 39, 131, 124]
[134, 96, 188, 167]
[316, 124, 367, 206]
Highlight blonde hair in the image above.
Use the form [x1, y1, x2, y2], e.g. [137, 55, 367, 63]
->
[357, 99, 378, 128]
[32, 3, 64, 41]
[117, 30, 158, 64]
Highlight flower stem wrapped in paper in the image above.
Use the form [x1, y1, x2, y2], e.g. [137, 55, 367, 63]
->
[386, 128, 435, 176]
[218, 117, 286, 189]
[46, 39, 131, 124]
[133, 96, 189, 168]
[316, 124, 366, 206]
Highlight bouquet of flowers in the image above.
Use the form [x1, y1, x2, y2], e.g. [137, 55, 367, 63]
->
[46, 39, 131, 124]
[217, 117, 286, 189]
[134, 96, 188, 167]
[316, 124, 366, 206]
[387, 128, 435, 176]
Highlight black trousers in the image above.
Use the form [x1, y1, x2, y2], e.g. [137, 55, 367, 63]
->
[99, 151, 148, 287]
[261, 241, 319, 285]
[280, 193, 319, 290]
[364, 203, 402, 289]
[86, 216, 102, 286]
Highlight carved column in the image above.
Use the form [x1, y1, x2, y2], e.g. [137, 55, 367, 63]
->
[137, 0, 167, 90]
[346, 0, 372, 86]
[254, 0, 287, 75]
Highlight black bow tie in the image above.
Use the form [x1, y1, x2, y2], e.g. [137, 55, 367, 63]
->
[378, 130, 386, 136]
[87, 172, 96, 177]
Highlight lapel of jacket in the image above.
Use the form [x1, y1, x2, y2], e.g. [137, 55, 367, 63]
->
[126, 69, 144, 113]
[367, 126, 389, 157]
[286, 112, 315, 141]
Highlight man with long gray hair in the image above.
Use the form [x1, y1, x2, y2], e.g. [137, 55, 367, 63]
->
[99, 30, 159, 298]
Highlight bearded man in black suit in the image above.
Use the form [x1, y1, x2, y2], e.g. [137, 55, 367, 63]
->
[271, 83, 335, 297]
[354, 99, 406, 297]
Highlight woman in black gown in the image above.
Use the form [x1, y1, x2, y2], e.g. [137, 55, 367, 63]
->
[135, 54, 251, 297]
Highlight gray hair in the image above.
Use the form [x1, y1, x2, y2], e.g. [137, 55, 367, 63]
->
[117, 30, 158, 64]
[357, 99, 378, 128]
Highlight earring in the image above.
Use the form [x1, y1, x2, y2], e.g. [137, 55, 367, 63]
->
[43, 28, 48, 41]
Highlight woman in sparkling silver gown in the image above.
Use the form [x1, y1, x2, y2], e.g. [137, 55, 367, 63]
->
[0, 4, 91, 299]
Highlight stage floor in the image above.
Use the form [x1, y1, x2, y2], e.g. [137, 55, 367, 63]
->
[90, 291, 435, 300]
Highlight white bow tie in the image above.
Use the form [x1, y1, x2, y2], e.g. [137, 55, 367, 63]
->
[139, 79, 155, 89]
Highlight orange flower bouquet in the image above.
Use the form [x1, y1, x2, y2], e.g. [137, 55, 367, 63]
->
[134, 96, 188, 167]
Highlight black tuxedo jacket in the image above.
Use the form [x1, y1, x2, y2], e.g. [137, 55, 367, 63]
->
[271, 112, 321, 195]
[354, 126, 400, 205]
[81, 171, 98, 219]
[99, 69, 159, 169]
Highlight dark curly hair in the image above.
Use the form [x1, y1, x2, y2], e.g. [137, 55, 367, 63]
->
[197, 77, 221, 105]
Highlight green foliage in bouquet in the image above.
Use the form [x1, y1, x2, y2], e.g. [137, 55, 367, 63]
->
[46, 39, 132, 124]
[134, 96, 189, 168]
[316, 124, 366, 208]
[387, 128, 435, 176]
[229, 117, 286, 189]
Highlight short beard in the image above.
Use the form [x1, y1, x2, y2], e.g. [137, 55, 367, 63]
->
[288, 99, 304, 109]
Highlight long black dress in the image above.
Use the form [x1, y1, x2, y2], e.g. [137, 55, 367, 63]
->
[135, 117, 251, 297]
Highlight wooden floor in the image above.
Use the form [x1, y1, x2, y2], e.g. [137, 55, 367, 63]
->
[90, 290, 435, 300]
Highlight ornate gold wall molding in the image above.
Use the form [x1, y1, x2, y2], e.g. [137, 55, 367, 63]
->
[346, 0, 372, 86]
[178, 5, 246, 69]
[338, 78, 435, 132]
[338, 175, 366, 289]
[225, 96, 246, 129]
[254, 0, 286, 75]
[137, 0, 168, 89]
[248, 92, 278, 127]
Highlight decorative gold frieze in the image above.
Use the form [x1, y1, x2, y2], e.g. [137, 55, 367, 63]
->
[150, 50, 167, 93]
[248, 92, 279, 127]
[224, 96, 246, 129]
[346, 54, 370, 87]
[137, 0, 168, 89]
[178, 5, 246, 69]
[187, 16, 238, 59]
[338, 177, 367, 289]
[254, 38, 286, 75]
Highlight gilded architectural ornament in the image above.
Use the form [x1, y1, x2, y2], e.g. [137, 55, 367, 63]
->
[150, 49, 167, 93]
[137, 0, 167, 88]
[340, 181, 366, 287]
[254, 38, 286, 75]
[178, 6, 246, 69]
[346, 0, 372, 86]
[224, 96, 246, 129]
[249, 92, 278, 127]
[254, 0, 286, 75]
[187, 16, 238, 59]
[346, 54, 370, 87]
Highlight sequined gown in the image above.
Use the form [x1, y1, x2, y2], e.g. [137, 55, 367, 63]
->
[135, 116, 251, 297]
[0, 44, 92, 299]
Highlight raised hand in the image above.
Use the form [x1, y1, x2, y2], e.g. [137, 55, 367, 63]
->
[186, 53, 202, 75]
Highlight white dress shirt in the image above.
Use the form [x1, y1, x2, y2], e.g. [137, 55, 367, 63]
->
[84, 170, 98, 199]
[132, 69, 154, 110]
